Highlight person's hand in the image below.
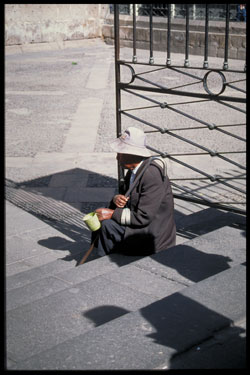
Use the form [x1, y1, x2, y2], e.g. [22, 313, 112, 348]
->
[113, 194, 129, 208]
[95, 208, 114, 221]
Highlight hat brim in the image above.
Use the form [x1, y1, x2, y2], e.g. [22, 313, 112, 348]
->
[110, 139, 151, 157]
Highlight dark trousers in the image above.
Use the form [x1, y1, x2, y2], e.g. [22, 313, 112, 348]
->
[91, 219, 126, 256]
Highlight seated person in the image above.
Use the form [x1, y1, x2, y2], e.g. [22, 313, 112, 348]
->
[92, 127, 176, 256]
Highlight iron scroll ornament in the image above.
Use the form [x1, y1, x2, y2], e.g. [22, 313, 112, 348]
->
[120, 63, 136, 85]
[120, 65, 228, 98]
[203, 70, 226, 96]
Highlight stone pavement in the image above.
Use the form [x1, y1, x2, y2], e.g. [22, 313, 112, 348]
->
[5, 38, 246, 369]
[5, 38, 120, 276]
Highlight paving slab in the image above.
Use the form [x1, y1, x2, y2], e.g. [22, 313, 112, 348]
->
[175, 207, 246, 244]
[6, 251, 140, 292]
[102, 263, 185, 299]
[21, 186, 67, 201]
[5, 199, 91, 277]
[6, 275, 158, 363]
[9, 264, 245, 370]
[6, 256, 78, 289]
[54, 253, 141, 285]
[5, 207, 49, 237]
[62, 98, 104, 153]
[132, 225, 246, 286]
[63, 187, 115, 203]
[175, 206, 245, 233]
[48, 172, 89, 188]
[169, 319, 246, 369]
[5, 234, 52, 264]
[6, 275, 71, 311]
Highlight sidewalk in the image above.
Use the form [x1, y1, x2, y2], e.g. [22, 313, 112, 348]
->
[5, 38, 120, 275]
[5, 38, 246, 369]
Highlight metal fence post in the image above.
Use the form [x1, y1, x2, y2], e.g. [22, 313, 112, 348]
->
[114, 4, 125, 192]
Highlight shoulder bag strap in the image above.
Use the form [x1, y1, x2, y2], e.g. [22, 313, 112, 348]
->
[124, 157, 153, 198]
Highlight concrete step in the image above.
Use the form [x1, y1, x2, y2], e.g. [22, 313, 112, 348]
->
[6, 268, 161, 367]
[6, 253, 141, 311]
[6, 204, 246, 293]
[6, 223, 246, 309]
[6, 224, 246, 369]
[8, 263, 246, 370]
[167, 318, 246, 369]
[175, 206, 246, 244]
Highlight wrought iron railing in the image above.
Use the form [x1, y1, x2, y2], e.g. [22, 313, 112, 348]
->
[114, 4, 246, 215]
[111, 4, 245, 22]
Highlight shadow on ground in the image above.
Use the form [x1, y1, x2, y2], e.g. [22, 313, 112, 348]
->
[81, 291, 246, 369]
[5, 168, 117, 263]
[5, 169, 246, 368]
[5, 168, 246, 266]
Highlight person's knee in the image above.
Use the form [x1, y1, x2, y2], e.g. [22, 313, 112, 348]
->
[101, 219, 115, 233]
[100, 219, 125, 240]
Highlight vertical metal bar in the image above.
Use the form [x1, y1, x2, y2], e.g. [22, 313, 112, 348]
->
[114, 4, 124, 191]
[114, 4, 121, 138]
[223, 4, 229, 70]
[132, 4, 137, 62]
[149, 4, 154, 64]
[166, 3, 172, 66]
[203, 4, 209, 68]
[184, 4, 190, 67]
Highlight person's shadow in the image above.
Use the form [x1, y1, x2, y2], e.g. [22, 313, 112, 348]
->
[5, 169, 118, 264]
[5, 172, 246, 268]
[140, 292, 246, 369]
[37, 236, 95, 263]
[146, 243, 233, 283]
[80, 290, 246, 368]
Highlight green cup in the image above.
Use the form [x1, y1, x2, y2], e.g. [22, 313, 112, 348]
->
[83, 212, 101, 231]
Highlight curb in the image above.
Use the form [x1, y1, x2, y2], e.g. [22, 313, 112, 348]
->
[5, 38, 106, 55]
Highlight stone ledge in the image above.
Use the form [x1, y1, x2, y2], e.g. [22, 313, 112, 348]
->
[103, 15, 246, 61]
[105, 14, 246, 34]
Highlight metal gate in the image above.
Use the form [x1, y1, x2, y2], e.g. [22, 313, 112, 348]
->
[114, 4, 246, 215]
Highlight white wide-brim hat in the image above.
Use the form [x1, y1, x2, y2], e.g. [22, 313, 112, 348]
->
[110, 127, 152, 157]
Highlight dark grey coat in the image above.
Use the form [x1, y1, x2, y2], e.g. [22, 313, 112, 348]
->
[110, 158, 176, 255]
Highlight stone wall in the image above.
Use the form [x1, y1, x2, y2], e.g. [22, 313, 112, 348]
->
[4, 4, 246, 61]
[103, 14, 246, 60]
[5, 4, 110, 45]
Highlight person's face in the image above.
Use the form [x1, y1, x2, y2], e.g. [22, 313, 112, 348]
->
[116, 153, 139, 170]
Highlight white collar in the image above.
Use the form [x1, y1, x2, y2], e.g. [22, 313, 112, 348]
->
[131, 160, 144, 175]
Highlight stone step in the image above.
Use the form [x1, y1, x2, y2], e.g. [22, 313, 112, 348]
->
[175, 206, 245, 244]
[6, 224, 246, 368]
[6, 270, 163, 366]
[129, 225, 245, 286]
[8, 263, 246, 370]
[6, 223, 245, 309]
[6, 202, 246, 292]
[167, 318, 246, 369]
[6, 253, 141, 311]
